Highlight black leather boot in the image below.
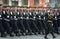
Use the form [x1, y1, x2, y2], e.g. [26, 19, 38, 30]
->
[1, 32, 7, 37]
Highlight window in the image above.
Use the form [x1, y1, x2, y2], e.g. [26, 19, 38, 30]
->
[23, 0, 28, 5]
[12, 1, 18, 6]
[34, 0, 38, 7]
[3, 0, 9, 4]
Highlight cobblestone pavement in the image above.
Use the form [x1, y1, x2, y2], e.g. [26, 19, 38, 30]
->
[0, 34, 60, 39]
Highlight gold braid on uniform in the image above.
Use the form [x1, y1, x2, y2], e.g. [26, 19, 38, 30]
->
[48, 14, 53, 22]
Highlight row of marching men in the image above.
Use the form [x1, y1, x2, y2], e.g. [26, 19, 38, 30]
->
[0, 10, 60, 37]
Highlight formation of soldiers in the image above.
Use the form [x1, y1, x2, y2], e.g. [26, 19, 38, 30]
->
[0, 9, 60, 38]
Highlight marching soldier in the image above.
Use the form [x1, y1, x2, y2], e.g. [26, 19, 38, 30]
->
[44, 10, 56, 39]
[52, 11, 59, 34]
[57, 10, 60, 27]
[0, 14, 7, 37]
[35, 11, 42, 34]
[22, 12, 32, 35]
[9, 11, 15, 37]
[28, 12, 35, 35]
[28, 11, 39, 35]
[16, 11, 22, 36]
[1, 10, 9, 37]
[18, 12, 26, 36]
[40, 11, 46, 35]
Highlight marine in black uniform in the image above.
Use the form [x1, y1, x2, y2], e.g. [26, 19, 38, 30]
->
[40, 11, 46, 35]
[9, 11, 15, 37]
[57, 10, 60, 27]
[1, 10, 9, 37]
[0, 14, 7, 37]
[52, 11, 59, 34]
[35, 11, 43, 34]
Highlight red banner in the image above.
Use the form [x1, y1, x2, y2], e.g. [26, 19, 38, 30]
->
[38, 0, 43, 7]
[28, 0, 34, 7]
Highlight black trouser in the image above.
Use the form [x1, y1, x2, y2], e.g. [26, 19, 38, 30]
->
[45, 22, 55, 38]
[2, 19, 11, 33]
[40, 20, 46, 34]
[18, 19, 26, 33]
[29, 19, 39, 33]
[34, 19, 39, 32]
[57, 19, 60, 27]
[36, 19, 43, 34]
[5, 21, 12, 34]
[10, 19, 19, 35]
[13, 20, 19, 34]
[23, 19, 32, 34]
[53, 20, 59, 33]
[0, 20, 5, 34]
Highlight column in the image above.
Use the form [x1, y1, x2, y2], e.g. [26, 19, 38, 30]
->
[18, 0, 22, 6]
[28, 0, 30, 7]
[9, 0, 12, 6]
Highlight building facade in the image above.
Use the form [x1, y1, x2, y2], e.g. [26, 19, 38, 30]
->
[0, 0, 60, 7]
